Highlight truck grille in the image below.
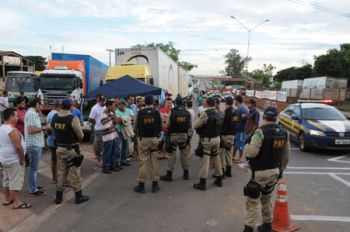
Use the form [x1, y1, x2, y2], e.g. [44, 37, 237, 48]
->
[325, 132, 350, 137]
[42, 92, 71, 105]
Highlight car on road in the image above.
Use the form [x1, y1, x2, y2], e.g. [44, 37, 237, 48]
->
[221, 92, 232, 102]
[277, 103, 350, 152]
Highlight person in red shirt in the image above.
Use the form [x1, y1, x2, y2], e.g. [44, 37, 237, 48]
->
[159, 98, 172, 159]
[15, 99, 27, 136]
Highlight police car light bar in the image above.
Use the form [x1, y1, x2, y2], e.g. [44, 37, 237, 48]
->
[297, 99, 334, 105]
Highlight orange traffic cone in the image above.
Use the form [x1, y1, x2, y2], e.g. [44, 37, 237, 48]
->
[272, 182, 300, 232]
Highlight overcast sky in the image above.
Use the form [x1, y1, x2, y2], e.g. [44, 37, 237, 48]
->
[1, 0, 349, 75]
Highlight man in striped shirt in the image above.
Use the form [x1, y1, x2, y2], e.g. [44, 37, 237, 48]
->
[100, 100, 119, 174]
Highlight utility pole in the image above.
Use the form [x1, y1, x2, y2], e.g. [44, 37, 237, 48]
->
[230, 16, 270, 72]
[106, 49, 114, 67]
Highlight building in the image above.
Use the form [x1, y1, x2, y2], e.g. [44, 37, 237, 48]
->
[0, 51, 35, 90]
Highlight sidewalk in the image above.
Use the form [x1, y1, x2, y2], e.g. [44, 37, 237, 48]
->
[0, 144, 100, 232]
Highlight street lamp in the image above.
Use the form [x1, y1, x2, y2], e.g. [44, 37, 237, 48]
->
[230, 16, 269, 72]
[106, 49, 114, 67]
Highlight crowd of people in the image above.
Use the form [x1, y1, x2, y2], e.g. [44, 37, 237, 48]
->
[0, 89, 290, 232]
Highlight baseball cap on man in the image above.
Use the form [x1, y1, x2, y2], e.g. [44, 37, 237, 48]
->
[206, 97, 215, 107]
[97, 95, 106, 101]
[145, 95, 154, 105]
[175, 96, 183, 106]
[61, 98, 73, 108]
[248, 99, 257, 105]
[264, 106, 278, 120]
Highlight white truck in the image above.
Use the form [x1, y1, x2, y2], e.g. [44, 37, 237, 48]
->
[115, 47, 189, 97]
[302, 76, 348, 89]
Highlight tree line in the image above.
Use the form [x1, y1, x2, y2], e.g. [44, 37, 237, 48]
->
[223, 43, 350, 88]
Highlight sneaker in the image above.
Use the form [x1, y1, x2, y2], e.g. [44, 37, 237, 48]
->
[37, 186, 45, 190]
[30, 190, 47, 196]
[110, 167, 120, 172]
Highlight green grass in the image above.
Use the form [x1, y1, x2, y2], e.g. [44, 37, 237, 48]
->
[338, 101, 350, 112]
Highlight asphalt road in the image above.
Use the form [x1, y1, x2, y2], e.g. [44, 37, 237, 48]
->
[8, 135, 348, 232]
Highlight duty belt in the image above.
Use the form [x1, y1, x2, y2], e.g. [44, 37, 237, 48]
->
[57, 143, 79, 150]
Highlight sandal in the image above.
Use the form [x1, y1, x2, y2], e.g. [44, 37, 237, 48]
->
[2, 200, 13, 206]
[13, 202, 32, 209]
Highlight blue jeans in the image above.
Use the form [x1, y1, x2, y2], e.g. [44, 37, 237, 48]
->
[27, 146, 43, 193]
[114, 138, 121, 166]
[103, 139, 117, 171]
[116, 131, 128, 164]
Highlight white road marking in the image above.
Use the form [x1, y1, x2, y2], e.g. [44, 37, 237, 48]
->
[328, 173, 350, 188]
[327, 155, 350, 164]
[291, 215, 350, 222]
[287, 167, 350, 170]
[284, 171, 350, 175]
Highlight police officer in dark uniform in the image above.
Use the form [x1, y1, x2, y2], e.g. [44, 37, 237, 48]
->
[160, 96, 191, 182]
[51, 98, 89, 204]
[193, 97, 225, 191]
[134, 95, 162, 193]
[243, 106, 290, 232]
[218, 96, 237, 178]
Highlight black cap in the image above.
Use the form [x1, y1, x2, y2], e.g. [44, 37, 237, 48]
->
[264, 106, 278, 120]
[248, 98, 257, 105]
[225, 96, 233, 105]
[97, 95, 106, 101]
[175, 96, 183, 106]
[206, 97, 215, 107]
[145, 95, 153, 105]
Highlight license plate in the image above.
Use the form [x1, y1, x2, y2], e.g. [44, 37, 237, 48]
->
[335, 139, 350, 145]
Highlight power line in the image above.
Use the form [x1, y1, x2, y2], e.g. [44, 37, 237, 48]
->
[287, 0, 350, 18]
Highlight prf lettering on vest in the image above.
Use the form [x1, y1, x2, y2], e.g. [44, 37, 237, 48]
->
[232, 116, 239, 121]
[217, 119, 224, 125]
[273, 140, 285, 149]
[144, 117, 155, 124]
[176, 116, 186, 123]
[54, 123, 66, 130]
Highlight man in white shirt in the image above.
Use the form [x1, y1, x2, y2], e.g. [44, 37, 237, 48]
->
[89, 95, 106, 166]
[0, 90, 9, 123]
[0, 108, 31, 209]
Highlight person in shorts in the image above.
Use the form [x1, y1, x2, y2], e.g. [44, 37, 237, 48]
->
[0, 108, 31, 209]
[233, 95, 249, 163]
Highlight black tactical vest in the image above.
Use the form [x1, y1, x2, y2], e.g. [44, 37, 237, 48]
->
[51, 114, 78, 145]
[197, 109, 224, 138]
[169, 107, 191, 133]
[137, 107, 161, 137]
[251, 124, 288, 171]
[221, 106, 238, 135]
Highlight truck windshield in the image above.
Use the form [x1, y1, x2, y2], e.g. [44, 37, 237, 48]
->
[5, 76, 39, 92]
[40, 76, 76, 91]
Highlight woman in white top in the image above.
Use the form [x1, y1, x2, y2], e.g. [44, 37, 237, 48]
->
[0, 108, 31, 209]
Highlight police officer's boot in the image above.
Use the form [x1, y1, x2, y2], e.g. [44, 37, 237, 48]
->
[243, 225, 254, 232]
[225, 165, 232, 177]
[134, 182, 146, 193]
[214, 176, 223, 187]
[152, 181, 160, 193]
[75, 190, 89, 204]
[55, 191, 63, 205]
[221, 168, 226, 179]
[257, 223, 272, 232]
[183, 169, 189, 180]
[193, 178, 206, 191]
[160, 170, 172, 182]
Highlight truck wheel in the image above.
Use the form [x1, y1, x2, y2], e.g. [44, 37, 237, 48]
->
[298, 132, 309, 152]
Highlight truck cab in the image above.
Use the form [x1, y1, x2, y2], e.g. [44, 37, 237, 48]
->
[5, 71, 41, 106]
[40, 67, 83, 110]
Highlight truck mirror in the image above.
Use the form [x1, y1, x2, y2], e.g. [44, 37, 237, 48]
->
[149, 78, 154, 85]
[79, 81, 83, 89]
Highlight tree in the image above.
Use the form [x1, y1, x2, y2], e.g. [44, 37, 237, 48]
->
[132, 42, 197, 71]
[224, 49, 250, 76]
[273, 64, 312, 82]
[313, 43, 350, 79]
[25, 56, 46, 71]
[249, 64, 275, 87]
